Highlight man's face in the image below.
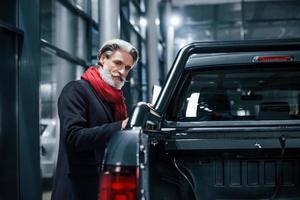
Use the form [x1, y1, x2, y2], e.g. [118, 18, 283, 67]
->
[99, 50, 134, 89]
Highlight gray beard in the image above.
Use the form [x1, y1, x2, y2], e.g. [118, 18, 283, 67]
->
[99, 67, 125, 90]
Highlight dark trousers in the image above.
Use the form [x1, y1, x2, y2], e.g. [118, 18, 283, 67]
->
[69, 176, 99, 200]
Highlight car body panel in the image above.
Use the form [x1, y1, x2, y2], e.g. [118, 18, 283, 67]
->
[102, 39, 300, 200]
[40, 118, 58, 178]
[104, 129, 140, 166]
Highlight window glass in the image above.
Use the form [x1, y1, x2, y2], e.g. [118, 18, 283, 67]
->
[73, 0, 91, 14]
[245, 21, 300, 40]
[91, 27, 99, 65]
[129, 1, 140, 32]
[76, 17, 88, 60]
[244, 2, 300, 21]
[41, 1, 88, 59]
[140, 42, 147, 101]
[91, 0, 99, 22]
[171, 64, 300, 122]
[40, 48, 84, 198]
[174, 1, 300, 53]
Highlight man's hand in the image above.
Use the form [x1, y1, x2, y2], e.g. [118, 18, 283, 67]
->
[121, 118, 129, 129]
[147, 103, 154, 108]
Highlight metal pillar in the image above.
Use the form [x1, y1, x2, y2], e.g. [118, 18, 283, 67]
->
[146, 0, 160, 99]
[18, 0, 41, 199]
[164, 0, 174, 72]
[98, 0, 120, 44]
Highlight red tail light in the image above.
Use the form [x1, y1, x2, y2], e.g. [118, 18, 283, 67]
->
[99, 165, 138, 200]
[253, 55, 294, 62]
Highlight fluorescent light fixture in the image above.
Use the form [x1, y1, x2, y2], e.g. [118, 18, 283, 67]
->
[171, 15, 181, 27]
[155, 18, 160, 26]
[140, 17, 147, 27]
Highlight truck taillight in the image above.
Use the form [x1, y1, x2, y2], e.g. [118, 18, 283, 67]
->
[252, 55, 294, 62]
[99, 166, 138, 200]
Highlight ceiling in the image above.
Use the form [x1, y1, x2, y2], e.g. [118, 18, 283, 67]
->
[168, 0, 300, 52]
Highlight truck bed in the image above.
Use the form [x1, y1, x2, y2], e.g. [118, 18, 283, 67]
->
[148, 129, 300, 200]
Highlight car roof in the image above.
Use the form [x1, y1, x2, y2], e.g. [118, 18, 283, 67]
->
[186, 50, 300, 68]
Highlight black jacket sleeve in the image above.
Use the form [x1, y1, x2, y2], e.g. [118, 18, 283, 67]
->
[58, 81, 122, 152]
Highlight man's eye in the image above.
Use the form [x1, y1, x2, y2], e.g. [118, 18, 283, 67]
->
[125, 66, 131, 71]
[115, 61, 122, 65]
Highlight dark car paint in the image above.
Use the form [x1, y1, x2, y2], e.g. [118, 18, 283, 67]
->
[102, 39, 300, 200]
[104, 129, 140, 166]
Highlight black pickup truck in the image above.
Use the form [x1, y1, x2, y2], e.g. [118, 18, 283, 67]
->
[99, 40, 300, 200]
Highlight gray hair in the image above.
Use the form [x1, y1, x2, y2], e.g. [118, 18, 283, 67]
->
[97, 39, 139, 67]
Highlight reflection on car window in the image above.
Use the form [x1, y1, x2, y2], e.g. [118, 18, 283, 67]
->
[40, 124, 47, 135]
[186, 93, 200, 117]
[172, 64, 300, 121]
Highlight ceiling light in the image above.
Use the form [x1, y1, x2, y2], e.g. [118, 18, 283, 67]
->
[171, 15, 181, 27]
[155, 18, 160, 26]
[140, 17, 147, 27]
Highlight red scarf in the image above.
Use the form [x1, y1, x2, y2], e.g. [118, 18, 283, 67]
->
[81, 67, 127, 121]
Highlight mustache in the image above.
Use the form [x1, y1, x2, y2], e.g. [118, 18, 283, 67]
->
[111, 72, 129, 82]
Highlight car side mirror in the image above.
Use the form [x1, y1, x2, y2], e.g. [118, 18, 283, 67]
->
[130, 102, 151, 127]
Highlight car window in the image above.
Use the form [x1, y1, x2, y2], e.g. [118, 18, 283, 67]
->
[170, 64, 300, 121]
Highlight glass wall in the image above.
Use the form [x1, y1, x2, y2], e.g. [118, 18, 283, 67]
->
[41, 0, 89, 60]
[39, 0, 152, 196]
[91, 0, 99, 23]
[121, 0, 149, 108]
[90, 0, 99, 67]
[40, 0, 94, 199]
[91, 27, 99, 65]
[39, 0, 160, 196]
[173, 0, 300, 53]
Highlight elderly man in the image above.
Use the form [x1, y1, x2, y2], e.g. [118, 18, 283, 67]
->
[51, 39, 139, 200]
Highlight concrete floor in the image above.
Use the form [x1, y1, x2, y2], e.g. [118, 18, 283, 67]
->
[42, 178, 53, 200]
[42, 191, 51, 200]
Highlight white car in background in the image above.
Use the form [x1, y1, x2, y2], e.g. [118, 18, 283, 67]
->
[40, 118, 58, 179]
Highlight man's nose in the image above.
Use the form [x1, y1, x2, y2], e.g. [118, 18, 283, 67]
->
[118, 66, 126, 75]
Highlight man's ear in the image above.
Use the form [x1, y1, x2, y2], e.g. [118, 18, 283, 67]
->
[99, 54, 106, 66]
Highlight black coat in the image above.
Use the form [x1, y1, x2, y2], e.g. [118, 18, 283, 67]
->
[51, 80, 122, 200]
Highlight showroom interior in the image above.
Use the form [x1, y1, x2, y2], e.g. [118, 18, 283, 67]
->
[0, 0, 300, 199]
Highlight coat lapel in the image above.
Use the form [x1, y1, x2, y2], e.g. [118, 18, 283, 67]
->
[84, 80, 114, 122]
